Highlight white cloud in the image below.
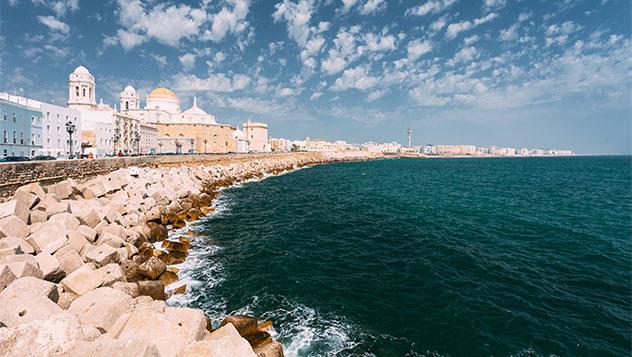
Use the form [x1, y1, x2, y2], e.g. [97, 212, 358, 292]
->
[407, 0, 456, 17]
[310, 92, 323, 100]
[367, 89, 387, 102]
[331, 65, 378, 91]
[364, 32, 396, 52]
[273, 0, 314, 47]
[37, 15, 69, 34]
[150, 53, 167, 68]
[171, 72, 251, 93]
[340, 0, 359, 13]
[446, 12, 498, 39]
[499, 24, 518, 41]
[359, 0, 386, 15]
[31, 0, 79, 17]
[448, 46, 479, 65]
[483, 0, 506, 10]
[117, 29, 146, 50]
[179, 53, 196, 71]
[203, 0, 250, 42]
[464, 35, 480, 45]
[407, 39, 432, 61]
[430, 16, 448, 32]
[321, 27, 361, 75]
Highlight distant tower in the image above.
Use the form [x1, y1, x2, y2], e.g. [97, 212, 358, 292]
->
[407, 124, 413, 148]
[119, 85, 140, 112]
[68, 65, 97, 110]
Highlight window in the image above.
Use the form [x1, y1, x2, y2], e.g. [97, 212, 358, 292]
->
[20, 132, 24, 145]
[75, 86, 79, 97]
[2, 112, 6, 121]
[2, 130, 6, 143]
[2, 149, 6, 157]
[12, 113, 16, 122]
[125, 101, 129, 110]
[57, 114, 60, 123]
[12, 131, 16, 144]
[47, 112, 50, 120]
[83, 88, 86, 97]
[47, 125, 50, 134]
[89, 87, 92, 98]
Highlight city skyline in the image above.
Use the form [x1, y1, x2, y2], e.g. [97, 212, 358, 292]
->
[1, 0, 630, 154]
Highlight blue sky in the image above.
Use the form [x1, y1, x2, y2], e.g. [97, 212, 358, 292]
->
[1, 0, 630, 153]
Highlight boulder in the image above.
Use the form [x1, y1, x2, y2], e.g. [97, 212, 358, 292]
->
[0, 199, 29, 224]
[15, 182, 45, 200]
[158, 270, 179, 285]
[0, 280, 62, 327]
[54, 245, 84, 275]
[57, 291, 78, 309]
[0, 276, 59, 302]
[221, 315, 259, 338]
[161, 239, 190, 252]
[35, 252, 66, 282]
[172, 284, 186, 295]
[83, 181, 107, 199]
[176, 323, 257, 357]
[29, 209, 47, 224]
[13, 189, 39, 211]
[45, 199, 71, 218]
[164, 306, 208, 341]
[149, 224, 168, 242]
[95, 263, 125, 286]
[0, 265, 17, 293]
[49, 212, 81, 231]
[85, 244, 119, 268]
[74, 208, 100, 228]
[68, 287, 133, 333]
[59, 265, 103, 296]
[27, 223, 69, 254]
[77, 225, 98, 242]
[96, 232, 124, 248]
[138, 256, 166, 280]
[0, 254, 43, 279]
[111, 281, 140, 298]
[50, 179, 77, 199]
[254, 340, 285, 357]
[0, 215, 29, 239]
[120, 259, 144, 282]
[0, 237, 34, 254]
[172, 219, 186, 229]
[67, 335, 161, 357]
[0, 312, 84, 355]
[137, 280, 166, 300]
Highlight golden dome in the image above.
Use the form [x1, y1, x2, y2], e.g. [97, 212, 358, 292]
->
[148, 87, 177, 100]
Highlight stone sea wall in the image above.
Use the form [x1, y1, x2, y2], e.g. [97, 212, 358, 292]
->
[0, 151, 382, 356]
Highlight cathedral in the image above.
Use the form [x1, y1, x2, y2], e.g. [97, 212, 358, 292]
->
[66, 65, 266, 155]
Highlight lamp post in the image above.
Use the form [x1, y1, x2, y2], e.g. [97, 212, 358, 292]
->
[175, 140, 182, 155]
[113, 133, 120, 156]
[158, 142, 163, 155]
[203, 138, 208, 154]
[189, 138, 195, 154]
[65, 120, 75, 159]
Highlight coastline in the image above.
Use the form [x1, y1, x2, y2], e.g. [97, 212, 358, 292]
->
[0, 151, 382, 356]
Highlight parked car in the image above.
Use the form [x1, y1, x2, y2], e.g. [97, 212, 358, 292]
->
[31, 155, 57, 161]
[0, 156, 31, 162]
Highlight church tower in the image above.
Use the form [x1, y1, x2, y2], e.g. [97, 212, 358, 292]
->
[67, 65, 97, 110]
[119, 85, 140, 112]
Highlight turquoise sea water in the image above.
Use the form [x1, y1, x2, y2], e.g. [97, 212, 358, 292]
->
[173, 156, 631, 356]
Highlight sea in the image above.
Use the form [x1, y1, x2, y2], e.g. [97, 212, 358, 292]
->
[168, 156, 631, 357]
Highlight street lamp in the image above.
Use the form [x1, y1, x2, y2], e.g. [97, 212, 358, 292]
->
[189, 138, 195, 154]
[203, 138, 208, 154]
[65, 120, 75, 159]
[175, 140, 182, 155]
[158, 142, 163, 155]
[113, 133, 120, 156]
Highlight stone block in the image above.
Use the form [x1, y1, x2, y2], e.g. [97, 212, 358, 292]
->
[0, 237, 34, 255]
[13, 188, 38, 211]
[68, 231, 89, 254]
[29, 209, 47, 224]
[137, 280, 165, 300]
[15, 182, 45, 200]
[35, 252, 65, 282]
[59, 264, 103, 296]
[68, 287, 132, 333]
[57, 291, 78, 309]
[176, 323, 257, 357]
[165, 306, 208, 342]
[100, 224, 127, 240]
[26, 223, 68, 254]
[95, 263, 125, 286]
[0, 254, 43, 279]
[75, 207, 100, 228]
[0, 276, 59, 302]
[220, 315, 259, 338]
[0, 265, 17, 293]
[50, 179, 77, 200]
[45, 199, 71, 218]
[0, 311, 84, 355]
[77, 225, 97, 242]
[111, 281, 139, 298]
[49, 212, 81, 231]
[0, 215, 29, 239]
[149, 224, 168, 242]
[54, 245, 84, 275]
[138, 256, 166, 280]
[85, 244, 119, 267]
[68, 335, 161, 357]
[96, 232, 124, 248]
[0, 293, 62, 327]
[0, 199, 29, 224]
[83, 181, 107, 199]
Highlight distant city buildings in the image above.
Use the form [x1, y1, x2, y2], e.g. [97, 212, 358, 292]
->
[0, 65, 270, 158]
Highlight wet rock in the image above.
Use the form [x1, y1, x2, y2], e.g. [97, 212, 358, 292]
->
[173, 284, 186, 295]
[149, 224, 168, 242]
[254, 339, 285, 357]
[138, 257, 166, 280]
[158, 270, 179, 285]
[137, 280, 166, 300]
[172, 219, 186, 229]
[221, 315, 259, 338]
[161, 239, 190, 252]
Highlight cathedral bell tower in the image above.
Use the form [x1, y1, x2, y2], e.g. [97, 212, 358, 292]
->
[67, 65, 97, 110]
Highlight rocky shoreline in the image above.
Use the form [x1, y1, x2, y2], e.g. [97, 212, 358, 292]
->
[0, 151, 382, 356]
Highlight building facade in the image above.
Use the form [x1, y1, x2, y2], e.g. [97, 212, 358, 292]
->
[243, 120, 269, 152]
[113, 114, 140, 155]
[39, 102, 82, 157]
[156, 123, 237, 154]
[140, 123, 158, 155]
[0, 96, 42, 158]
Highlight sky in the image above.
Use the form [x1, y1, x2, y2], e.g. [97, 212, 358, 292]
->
[1, 0, 630, 154]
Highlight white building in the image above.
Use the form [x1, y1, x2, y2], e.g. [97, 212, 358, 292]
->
[233, 129, 248, 153]
[243, 120, 269, 152]
[39, 102, 82, 157]
[364, 141, 401, 153]
[67, 66, 96, 111]
[140, 123, 158, 155]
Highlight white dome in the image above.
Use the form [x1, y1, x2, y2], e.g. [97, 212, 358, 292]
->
[124, 85, 136, 93]
[182, 97, 207, 116]
[73, 65, 90, 75]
